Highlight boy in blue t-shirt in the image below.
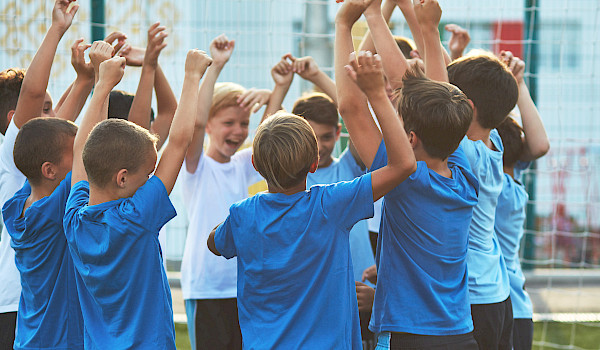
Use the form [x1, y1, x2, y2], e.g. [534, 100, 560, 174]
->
[336, 0, 478, 348]
[62, 45, 212, 349]
[208, 52, 416, 348]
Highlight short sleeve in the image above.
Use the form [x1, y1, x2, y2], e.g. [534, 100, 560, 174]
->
[447, 143, 473, 172]
[338, 148, 366, 178]
[214, 214, 237, 259]
[321, 173, 374, 232]
[48, 172, 72, 222]
[490, 129, 504, 153]
[0, 120, 20, 176]
[125, 176, 177, 234]
[63, 181, 91, 232]
[368, 140, 387, 172]
[514, 161, 532, 182]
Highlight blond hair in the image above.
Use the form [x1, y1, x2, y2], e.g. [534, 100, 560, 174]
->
[252, 112, 318, 191]
[209, 82, 247, 119]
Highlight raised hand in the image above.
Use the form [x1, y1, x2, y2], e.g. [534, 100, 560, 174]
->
[413, 0, 442, 29]
[445, 24, 470, 60]
[500, 50, 526, 86]
[71, 38, 94, 80]
[210, 34, 235, 66]
[104, 31, 127, 56]
[284, 54, 320, 81]
[335, 0, 374, 26]
[185, 49, 213, 78]
[52, 0, 79, 34]
[98, 57, 126, 89]
[237, 88, 271, 113]
[271, 56, 294, 86]
[345, 51, 386, 96]
[143, 22, 168, 68]
[89, 41, 115, 76]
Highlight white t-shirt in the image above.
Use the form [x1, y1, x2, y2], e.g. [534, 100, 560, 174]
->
[0, 120, 26, 313]
[180, 148, 263, 300]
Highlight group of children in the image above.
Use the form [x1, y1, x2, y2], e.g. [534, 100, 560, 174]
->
[0, 0, 550, 349]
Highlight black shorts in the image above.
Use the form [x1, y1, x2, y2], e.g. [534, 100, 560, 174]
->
[187, 298, 242, 350]
[383, 331, 478, 350]
[513, 318, 533, 350]
[471, 296, 514, 350]
[0, 312, 17, 350]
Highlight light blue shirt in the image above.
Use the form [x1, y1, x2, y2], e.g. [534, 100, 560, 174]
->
[495, 161, 533, 318]
[215, 174, 374, 349]
[368, 141, 479, 335]
[63, 176, 176, 349]
[461, 129, 510, 304]
[307, 148, 374, 285]
[3, 172, 83, 349]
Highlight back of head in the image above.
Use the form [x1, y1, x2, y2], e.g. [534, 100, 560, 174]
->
[292, 92, 338, 128]
[108, 90, 155, 121]
[393, 36, 416, 59]
[496, 116, 524, 167]
[252, 112, 318, 191]
[447, 51, 518, 129]
[14, 118, 78, 185]
[82, 119, 158, 188]
[0, 68, 26, 135]
[399, 67, 473, 160]
[209, 82, 247, 119]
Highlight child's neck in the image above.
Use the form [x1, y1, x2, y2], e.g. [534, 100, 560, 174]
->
[467, 124, 494, 150]
[88, 185, 120, 206]
[267, 179, 307, 196]
[25, 181, 60, 215]
[318, 156, 334, 169]
[503, 165, 515, 179]
[206, 148, 232, 164]
[414, 148, 452, 178]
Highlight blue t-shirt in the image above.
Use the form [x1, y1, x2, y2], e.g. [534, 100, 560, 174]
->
[307, 148, 374, 285]
[368, 141, 479, 335]
[495, 161, 533, 319]
[214, 174, 374, 349]
[63, 176, 176, 349]
[460, 130, 510, 304]
[3, 172, 83, 349]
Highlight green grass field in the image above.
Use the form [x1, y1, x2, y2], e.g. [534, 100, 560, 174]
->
[174, 322, 600, 349]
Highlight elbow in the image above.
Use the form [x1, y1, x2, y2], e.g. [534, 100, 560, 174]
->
[338, 99, 364, 119]
[529, 140, 551, 160]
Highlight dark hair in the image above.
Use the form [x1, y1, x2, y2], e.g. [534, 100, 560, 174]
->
[292, 92, 339, 128]
[0, 68, 26, 135]
[108, 90, 155, 121]
[82, 119, 158, 187]
[398, 67, 473, 160]
[13, 118, 78, 185]
[496, 116, 524, 167]
[447, 53, 518, 129]
[393, 36, 415, 59]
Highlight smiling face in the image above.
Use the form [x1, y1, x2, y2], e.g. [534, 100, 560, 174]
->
[205, 105, 250, 163]
[307, 120, 340, 169]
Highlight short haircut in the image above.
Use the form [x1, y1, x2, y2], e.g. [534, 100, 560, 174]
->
[13, 118, 78, 185]
[0, 68, 26, 135]
[252, 112, 318, 191]
[447, 52, 518, 129]
[393, 36, 416, 59]
[496, 116, 524, 167]
[292, 92, 339, 128]
[83, 119, 158, 187]
[209, 82, 247, 119]
[108, 90, 154, 121]
[398, 67, 473, 160]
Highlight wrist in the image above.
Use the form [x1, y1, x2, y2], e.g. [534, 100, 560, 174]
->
[94, 81, 114, 94]
[48, 24, 67, 37]
[76, 74, 95, 86]
[364, 88, 388, 101]
[335, 19, 354, 30]
[420, 25, 440, 36]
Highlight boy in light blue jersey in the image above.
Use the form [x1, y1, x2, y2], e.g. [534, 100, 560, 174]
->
[336, 0, 478, 348]
[494, 52, 550, 350]
[208, 51, 416, 348]
[63, 44, 212, 349]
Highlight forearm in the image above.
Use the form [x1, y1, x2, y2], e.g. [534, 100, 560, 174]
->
[74, 82, 111, 158]
[262, 82, 291, 121]
[128, 65, 156, 130]
[421, 26, 448, 82]
[397, 3, 425, 58]
[518, 82, 549, 160]
[207, 229, 221, 256]
[306, 71, 338, 106]
[364, 11, 409, 89]
[56, 76, 94, 122]
[167, 74, 202, 147]
[195, 64, 223, 127]
[358, 0, 396, 53]
[152, 65, 177, 148]
[54, 82, 73, 113]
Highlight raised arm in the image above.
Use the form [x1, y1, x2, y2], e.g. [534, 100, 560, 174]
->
[394, 0, 425, 59]
[13, 0, 79, 128]
[358, 0, 397, 54]
[262, 55, 294, 119]
[414, 0, 447, 82]
[500, 51, 549, 161]
[55, 39, 94, 122]
[335, 0, 382, 169]
[345, 52, 416, 201]
[185, 35, 234, 173]
[150, 65, 177, 150]
[128, 23, 168, 131]
[286, 54, 338, 105]
[445, 24, 470, 61]
[72, 42, 124, 186]
[154, 50, 212, 194]
[364, 0, 410, 89]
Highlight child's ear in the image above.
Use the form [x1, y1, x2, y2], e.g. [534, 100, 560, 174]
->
[408, 131, 419, 149]
[40, 161, 56, 181]
[6, 110, 15, 124]
[251, 154, 257, 172]
[115, 169, 128, 188]
[309, 158, 319, 173]
[335, 123, 342, 140]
